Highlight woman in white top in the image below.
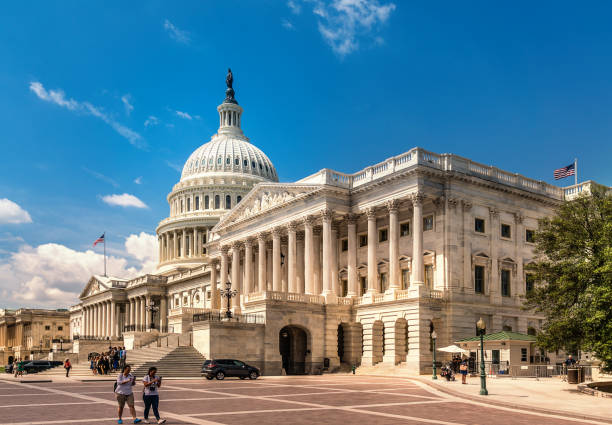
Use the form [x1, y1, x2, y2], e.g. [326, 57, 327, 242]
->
[115, 364, 141, 424]
[142, 367, 166, 424]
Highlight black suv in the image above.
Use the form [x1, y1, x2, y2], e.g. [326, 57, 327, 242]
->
[22, 360, 55, 374]
[202, 359, 260, 380]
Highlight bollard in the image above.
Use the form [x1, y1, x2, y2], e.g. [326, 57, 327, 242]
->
[352, 365, 356, 375]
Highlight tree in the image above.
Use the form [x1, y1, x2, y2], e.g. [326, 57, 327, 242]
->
[525, 188, 612, 370]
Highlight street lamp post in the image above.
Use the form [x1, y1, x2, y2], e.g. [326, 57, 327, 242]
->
[219, 280, 237, 319]
[476, 317, 488, 395]
[431, 330, 437, 380]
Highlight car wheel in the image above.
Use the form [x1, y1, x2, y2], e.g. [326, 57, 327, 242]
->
[215, 371, 225, 380]
[239, 376, 246, 380]
[206, 376, 214, 380]
[249, 371, 259, 380]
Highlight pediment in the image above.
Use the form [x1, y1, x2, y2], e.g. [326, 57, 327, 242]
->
[214, 183, 323, 231]
[79, 276, 109, 299]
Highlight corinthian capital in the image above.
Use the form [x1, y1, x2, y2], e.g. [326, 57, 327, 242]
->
[386, 199, 400, 213]
[411, 192, 425, 206]
[321, 208, 334, 222]
[365, 207, 377, 219]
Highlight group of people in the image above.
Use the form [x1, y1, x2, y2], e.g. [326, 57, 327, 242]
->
[441, 356, 470, 383]
[90, 346, 126, 375]
[115, 364, 167, 424]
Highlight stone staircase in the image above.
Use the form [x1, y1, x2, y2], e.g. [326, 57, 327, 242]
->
[37, 346, 206, 379]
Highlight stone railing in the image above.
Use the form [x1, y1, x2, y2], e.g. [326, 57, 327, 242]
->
[298, 147, 565, 200]
[429, 290, 444, 299]
[244, 291, 325, 304]
[168, 307, 208, 317]
[336, 297, 354, 305]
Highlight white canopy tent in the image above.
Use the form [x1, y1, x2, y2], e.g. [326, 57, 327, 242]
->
[437, 344, 470, 354]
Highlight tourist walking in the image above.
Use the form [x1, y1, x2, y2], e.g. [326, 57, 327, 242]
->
[142, 367, 166, 424]
[64, 358, 72, 377]
[459, 359, 468, 384]
[115, 365, 141, 424]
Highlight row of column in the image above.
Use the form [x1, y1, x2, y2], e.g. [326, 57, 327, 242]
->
[82, 300, 118, 338]
[214, 194, 427, 304]
[159, 227, 210, 263]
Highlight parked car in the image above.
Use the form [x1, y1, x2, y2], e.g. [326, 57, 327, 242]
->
[201, 359, 260, 380]
[4, 363, 14, 374]
[22, 360, 56, 374]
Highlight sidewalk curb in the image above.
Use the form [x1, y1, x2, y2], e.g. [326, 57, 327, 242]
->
[414, 377, 612, 424]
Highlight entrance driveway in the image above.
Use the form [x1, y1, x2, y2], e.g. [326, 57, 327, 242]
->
[0, 375, 608, 424]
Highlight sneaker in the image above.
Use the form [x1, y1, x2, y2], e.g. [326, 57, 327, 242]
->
[134, 420, 142, 424]
[158, 420, 166, 424]
[118, 421, 123, 425]
[142, 421, 150, 424]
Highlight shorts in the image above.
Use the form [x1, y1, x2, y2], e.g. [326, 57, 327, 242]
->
[116, 393, 135, 408]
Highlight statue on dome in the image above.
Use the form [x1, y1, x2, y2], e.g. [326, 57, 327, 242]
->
[223, 68, 237, 104]
[226, 68, 233, 89]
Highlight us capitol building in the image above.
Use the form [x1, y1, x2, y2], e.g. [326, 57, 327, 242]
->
[69, 71, 606, 374]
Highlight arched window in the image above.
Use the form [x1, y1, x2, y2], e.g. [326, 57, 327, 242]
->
[217, 157, 222, 165]
[225, 195, 231, 209]
[237, 195, 242, 203]
[251, 161, 256, 168]
[195, 196, 199, 210]
[180, 200, 184, 213]
[235, 158, 239, 165]
[243, 159, 248, 166]
[208, 158, 213, 165]
[204, 195, 209, 209]
[214, 195, 220, 209]
[226, 157, 230, 165]
[194, 160, 198, 168]
[259, 162, 262, 170]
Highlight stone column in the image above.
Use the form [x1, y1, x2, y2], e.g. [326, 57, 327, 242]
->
[144, 296, 151, 330]
[287, 223, 297, 293]
[172, 231, 177, 260]
[210, 261, 218, 309]
[135, 297, 141, 331]
[110, 301, 116, 338]
[411, 193, 425, 286]
[164, 234, 168, 262]
[100, 303, 106, 337]
[313, 227, 322, 295]
[182, 229, 187, 258]
[347, 214, 358, 297]
[193, 228, 197, 258]
[244, 239, 253, 294]
[514, 212, 524, 297]
[303, 217, 314, 294]
[296, 232, 305, 294]
[231, 242, 241, 313]
[322, 209, 333, 296]
[125, 301, 131, 331]
[490, 207, 500, 304]
[90, 306, 94, 337]
[158, 236, 163, 263]
[331, 223, 339, 296]
[388, 200, 400, 290]
[272, 229, 282, 292]
[220, 247, 229, 310]
[93, 304, 99, 337]
[366, 208, 378, 293]
[129, 298, 135, 330]
[257, 233, 267, 293]
[462, 201, 472, 291]
[160, 296, 167, 331]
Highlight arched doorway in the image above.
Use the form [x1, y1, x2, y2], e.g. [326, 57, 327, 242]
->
[279, 326, 308, 375]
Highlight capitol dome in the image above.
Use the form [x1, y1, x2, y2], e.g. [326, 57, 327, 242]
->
[155, 69, 278, 274]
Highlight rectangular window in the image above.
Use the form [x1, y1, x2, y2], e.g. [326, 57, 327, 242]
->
[341, 279, 348, 297]
[207, 291, 211, 299]
[526, 229, 535, 243]
[44, 325, 50, 331]
[195, 196, 200, 210]
[359, 234, 368, 247]
[501, 269, 511, 296]
[521, 348, 527, 362]
[425, 265, 434, 288]
[401, 269, 410, 289]
[57, 326, 63, 331]
[187, 198, 191, 211]
[360, 276, 367, 295]
[423, 215, 434, 231]
[501, 223, 512, 239]
[380, 272, 388, 291]
[474, 265, 485, 294]
[378, 228, 388, 243]
[474, 218, 485, 233]
[525, 273, 535, 293]
[400, 222, 410, 237]
[341, 239, 348, 252]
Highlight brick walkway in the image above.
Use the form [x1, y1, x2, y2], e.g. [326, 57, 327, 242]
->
[0, 375, 608, 424]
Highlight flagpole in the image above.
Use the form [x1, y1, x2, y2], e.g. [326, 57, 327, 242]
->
[104, 231, 107, 277]
[574, 158, 578, 186]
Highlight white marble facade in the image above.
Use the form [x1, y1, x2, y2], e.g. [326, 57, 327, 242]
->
[70, 80, 608, 374]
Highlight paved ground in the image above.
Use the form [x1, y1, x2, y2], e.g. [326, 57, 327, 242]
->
[0, 375, 609, 425]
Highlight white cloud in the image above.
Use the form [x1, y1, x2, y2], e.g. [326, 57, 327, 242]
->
[165, 161, 182, 172]
[164, 19, 191, 44]
[0, 235, 158, 308]
[282, 18, 295, 30]
[29, 81, 145, 149]
[134, 176, 143, 185]
[82, 167, 119, 188]
[0, 199, 32, 224]
[309, 0, 395, 56]
[175, 110, 193, 120]
[121, 94, 134, 116]
[144, 115, 159, 127]
[288, 0, 302, 14]
[101, 193, 148, 209]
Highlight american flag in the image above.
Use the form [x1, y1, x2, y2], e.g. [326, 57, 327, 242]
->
[93, 233, 105, 247]
[554, 163, 575, 180]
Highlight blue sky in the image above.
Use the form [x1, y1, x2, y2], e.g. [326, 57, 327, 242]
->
[1, 1, 611, 307]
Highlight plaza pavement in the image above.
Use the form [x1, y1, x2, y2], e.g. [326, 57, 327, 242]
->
[0, 375, 611, 425]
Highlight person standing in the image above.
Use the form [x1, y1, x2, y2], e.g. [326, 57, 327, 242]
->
[142, 367, 166, 424]
[459, 359, 468, 384]
[115, 365, 141, 424]
[64, 358, 72, 377]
